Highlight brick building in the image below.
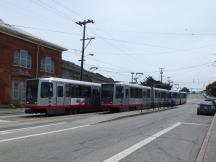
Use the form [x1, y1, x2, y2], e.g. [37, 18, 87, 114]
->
[0, 20, 67, 104]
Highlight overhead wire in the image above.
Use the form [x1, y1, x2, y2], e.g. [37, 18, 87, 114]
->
[5, 0, 216, 82]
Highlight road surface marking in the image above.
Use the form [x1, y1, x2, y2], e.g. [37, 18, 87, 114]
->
[182, 122, 208, 126]
[0, 122, 66, 134]
[0, 120, 12, 123]
[103, 122, 182, 162]
[0, 114, 41, 118]
[0, 124, 90, 143]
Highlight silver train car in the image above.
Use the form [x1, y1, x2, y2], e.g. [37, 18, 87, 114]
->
[25, 77, 101, 114]
[101, 82, 187, 112]
[101, 83, 152, 111]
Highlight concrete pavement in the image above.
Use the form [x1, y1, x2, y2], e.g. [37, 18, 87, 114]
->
[0, 94, 215, 162]
[0, 94, 213, 162]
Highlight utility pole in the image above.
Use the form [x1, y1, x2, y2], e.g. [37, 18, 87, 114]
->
[131, 72, 134, 83]
[76, 19, 94, 81]
[159, 68, 164, 83]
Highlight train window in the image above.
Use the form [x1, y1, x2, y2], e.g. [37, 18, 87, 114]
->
[40, 82, 53, 98]
[116, 86, 124, 98]
[66, 84, 76, 97]
[57, 86, 63, 97]
[138, 89, 142, 98]
[158, 92, 161, 98]
[66, 84, 71, 97]
[93, 88, 100, 97]
[147, 89, 150, 98]
[130, 88, 135, 98]
[125, 89, 129, 98]
[143, 91, 146, 97]
[80, 86, 91, 98]
[135, 88, 139, 98]
[161, 92, 165, 98]
[101, 84, 114, 99]
[155, 91, 158, 98]
[75, 85, 80, 97]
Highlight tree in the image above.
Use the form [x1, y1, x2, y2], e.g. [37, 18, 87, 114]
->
[140, 76, 172, 90]
[180, 87, 190, 92]
[206, 81, 216, 97]
[140, 76, 160, 87]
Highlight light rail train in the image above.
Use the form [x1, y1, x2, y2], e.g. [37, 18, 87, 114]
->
[25, 77, 187, 114]
[25, 77, 101, 114]
[101, 82, 187, 112]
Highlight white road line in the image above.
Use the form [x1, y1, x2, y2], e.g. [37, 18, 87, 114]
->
[0, 119, 12, 123]
[182, 122, 208, 126]
[0, 124, 90, 143]
[103, 122, 182, 162]
[0, 114, 41, 118]
[0, 122, 66, 135]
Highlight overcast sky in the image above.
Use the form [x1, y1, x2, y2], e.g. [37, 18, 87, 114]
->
[0, 0, 216, 90]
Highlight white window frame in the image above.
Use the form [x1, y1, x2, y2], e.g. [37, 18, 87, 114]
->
[13, 49, 32, 68]
[40, 56, 55, 73]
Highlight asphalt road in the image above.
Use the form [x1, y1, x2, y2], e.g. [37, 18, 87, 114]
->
[0, 94, 213, 162]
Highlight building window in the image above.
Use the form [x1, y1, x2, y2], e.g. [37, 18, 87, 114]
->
[12, 80, 26, 101]
[13, 50, 32, 68]
[40, 56, 55, 73]
[12, 80, 19, 99]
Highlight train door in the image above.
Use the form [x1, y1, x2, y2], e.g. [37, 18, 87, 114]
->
[92, 87, 100, 105]
[125, 87, 129, 106]
[56, 83, 64, 106]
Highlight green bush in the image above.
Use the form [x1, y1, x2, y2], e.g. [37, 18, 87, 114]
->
[206, 81, 216, 97]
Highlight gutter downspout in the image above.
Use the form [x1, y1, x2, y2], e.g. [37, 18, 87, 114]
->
[36, 45, 40, 78]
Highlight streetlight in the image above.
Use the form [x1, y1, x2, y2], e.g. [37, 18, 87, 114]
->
[78, 53, 94, 62]
[134, 72, 143, 83]
[131, 72, 143, 83]
[89, 66, 98, 72]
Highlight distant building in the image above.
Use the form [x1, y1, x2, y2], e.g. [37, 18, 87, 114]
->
[0, 20, 67, 104]
[61, 60, 114, 83]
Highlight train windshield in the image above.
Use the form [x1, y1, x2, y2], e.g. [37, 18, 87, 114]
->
[26, 80, 38, 103]
[101, 84, 114, 99]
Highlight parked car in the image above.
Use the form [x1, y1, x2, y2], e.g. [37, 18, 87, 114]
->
[197, 100, 216, 115]
[205, 99, 216, 106]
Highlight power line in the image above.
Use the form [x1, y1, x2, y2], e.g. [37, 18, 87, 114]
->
[96, 35, 179, 50]
[94, 27, 216, 37]
[32, 0, 77, 23]
[166, 62, 212, 72]
[51, 0, 87, 20]
[10, 24, 216, 56]
[10, 24, 82, 37]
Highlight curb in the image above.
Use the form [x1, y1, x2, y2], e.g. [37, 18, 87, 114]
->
[196, 114, 216, 162]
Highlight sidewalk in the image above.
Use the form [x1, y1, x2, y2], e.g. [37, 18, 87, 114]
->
[196, 113, 216, 162]
[203, 114, 216, 162]
[0, 107, 25, 115]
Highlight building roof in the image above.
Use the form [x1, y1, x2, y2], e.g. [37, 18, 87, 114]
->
[61, 59, 114, 83]
[0, 19, 67, 52]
